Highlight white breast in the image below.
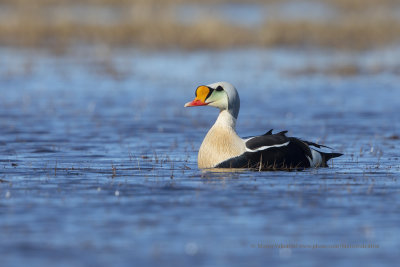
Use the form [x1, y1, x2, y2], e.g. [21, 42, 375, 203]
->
[197, 111, 246, 169]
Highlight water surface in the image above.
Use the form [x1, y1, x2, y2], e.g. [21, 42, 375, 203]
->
[0, 47, 399, 266]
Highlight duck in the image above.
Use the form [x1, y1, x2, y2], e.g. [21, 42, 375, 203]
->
[184, 81, 342, 170]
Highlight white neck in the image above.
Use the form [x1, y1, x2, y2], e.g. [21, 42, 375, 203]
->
[197, 110, 245, 168]
[213, 110, 237, 130]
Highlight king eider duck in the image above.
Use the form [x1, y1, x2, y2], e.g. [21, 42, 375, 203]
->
[184, 82, 342, 170]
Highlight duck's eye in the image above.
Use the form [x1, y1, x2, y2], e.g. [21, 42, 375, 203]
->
[215, 86, 223, 92]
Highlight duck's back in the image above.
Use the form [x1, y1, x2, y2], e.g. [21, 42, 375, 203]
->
[215, 130, 342, 170]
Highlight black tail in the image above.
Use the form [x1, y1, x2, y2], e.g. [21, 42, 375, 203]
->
[321, 152, 343, 167]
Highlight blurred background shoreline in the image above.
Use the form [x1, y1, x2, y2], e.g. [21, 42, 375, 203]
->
[1, 0, 400, 52]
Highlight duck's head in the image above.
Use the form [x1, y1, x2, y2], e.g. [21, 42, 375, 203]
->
[184, 81, 240, 119]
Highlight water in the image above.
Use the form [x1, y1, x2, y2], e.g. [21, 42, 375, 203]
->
[178, 2, 335, 26]
[1, 47, 399, 266]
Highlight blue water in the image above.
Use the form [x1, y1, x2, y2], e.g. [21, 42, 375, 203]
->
[177, 1, 335, 26]
[0, 47, 399, 266]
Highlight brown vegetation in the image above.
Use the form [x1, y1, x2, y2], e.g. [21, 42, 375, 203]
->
[0, 0, 399, 51]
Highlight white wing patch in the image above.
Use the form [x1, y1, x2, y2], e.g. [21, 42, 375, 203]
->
[246, 141, 290, 152]
[243, 136, 256, 142]
[307, 149, 323, 167]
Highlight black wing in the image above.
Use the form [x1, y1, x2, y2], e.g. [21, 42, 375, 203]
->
[216, 131, 312, 170]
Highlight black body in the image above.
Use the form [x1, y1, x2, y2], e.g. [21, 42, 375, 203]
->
[216, 130, 342, 170]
